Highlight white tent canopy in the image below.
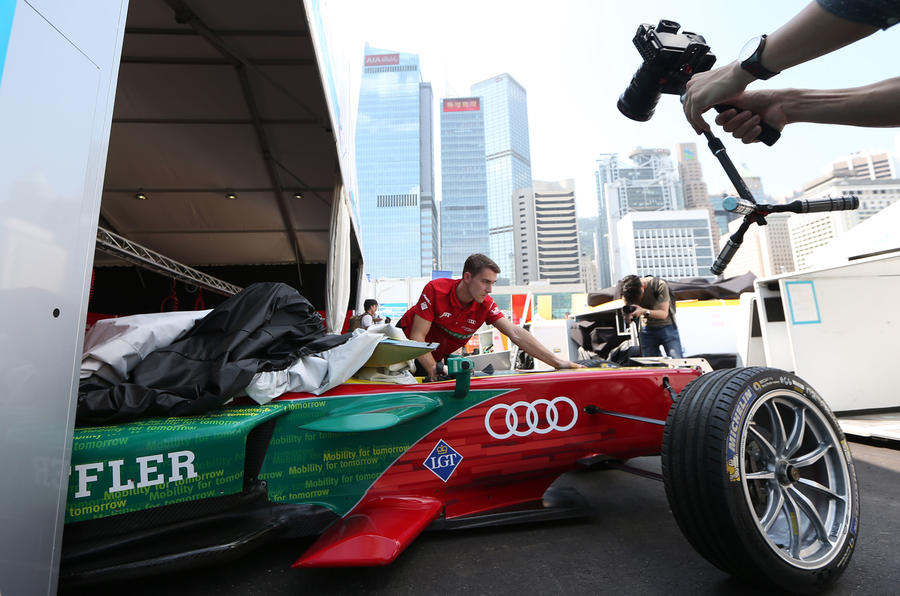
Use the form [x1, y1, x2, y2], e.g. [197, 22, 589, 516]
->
[96, 0, 361, 315]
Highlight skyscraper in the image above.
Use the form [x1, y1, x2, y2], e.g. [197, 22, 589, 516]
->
[737, 164, 767, 202]
[617, 210, 715, 280]
[614, 148, 680, 213]
[513, 180, 582, 284]
[439, 97, 489, 276]
[830, 150, 898, 180]
[789, 210, 860, 271]
[709, 194, 742, 239]
[788, 174, 900, 270]
[356, 45, 437, 279]
[677, 142, 717, 246]
[471, 73, 533, 284]
[597, 148, 681, 283]
[721, 212, 795, 278]
[594, 154, 617, 288]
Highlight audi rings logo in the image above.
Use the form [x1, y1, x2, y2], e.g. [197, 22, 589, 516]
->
[484, 397, 578, 440]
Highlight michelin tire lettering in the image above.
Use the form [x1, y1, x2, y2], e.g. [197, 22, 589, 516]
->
[485, 397, 578, 440]
[726, 386, 757, 482]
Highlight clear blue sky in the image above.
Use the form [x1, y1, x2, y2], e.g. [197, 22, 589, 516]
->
[323, 0, 900, 215]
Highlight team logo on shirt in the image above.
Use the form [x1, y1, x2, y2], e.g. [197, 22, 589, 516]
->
[467, 318, 476, 324]
[439, 312, 452, 319]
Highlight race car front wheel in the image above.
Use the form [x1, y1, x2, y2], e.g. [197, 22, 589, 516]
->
[661, 367, 859, 593]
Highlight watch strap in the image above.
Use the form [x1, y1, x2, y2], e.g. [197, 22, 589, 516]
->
[740, 34, 780, 80]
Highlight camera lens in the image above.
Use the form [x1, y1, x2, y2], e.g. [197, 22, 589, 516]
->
[617, 62, 663, 122]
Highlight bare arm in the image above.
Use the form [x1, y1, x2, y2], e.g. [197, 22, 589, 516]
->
[684, 1, 882, 133]
[713, 76, 900, 142]
[769, 78, 900, 127]
[641, 301, 670, 320]
[492, 317, 582, 369]
[407, 314, 438, 380]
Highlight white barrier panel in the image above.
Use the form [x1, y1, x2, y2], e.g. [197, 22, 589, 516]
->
[675, 301, 742, 357]
[759, 252, 900, 412]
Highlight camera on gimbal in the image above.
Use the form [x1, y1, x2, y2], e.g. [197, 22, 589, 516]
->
[617, 20, 716, 122]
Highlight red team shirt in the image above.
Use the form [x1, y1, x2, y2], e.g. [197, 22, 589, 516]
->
[398, 278, 504, 362]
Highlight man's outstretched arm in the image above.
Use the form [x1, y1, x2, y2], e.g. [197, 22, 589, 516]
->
[407, 314, 438, 380]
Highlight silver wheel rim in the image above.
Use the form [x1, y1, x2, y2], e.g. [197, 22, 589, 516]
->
[739, 390, 852, 569]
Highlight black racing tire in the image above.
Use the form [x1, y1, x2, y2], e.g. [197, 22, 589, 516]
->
[661, 367, 859, 593]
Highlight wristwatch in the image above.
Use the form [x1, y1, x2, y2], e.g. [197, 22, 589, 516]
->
[739, 34, 780, 80]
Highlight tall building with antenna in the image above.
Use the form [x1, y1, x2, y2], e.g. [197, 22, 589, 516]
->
[596, 148, 683, 281]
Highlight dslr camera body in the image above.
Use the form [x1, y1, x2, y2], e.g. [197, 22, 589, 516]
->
[618, 20, 716, 122]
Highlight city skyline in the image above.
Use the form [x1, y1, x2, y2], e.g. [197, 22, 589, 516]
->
[323, 0, 900, 218]
[338, 3, 900, 285]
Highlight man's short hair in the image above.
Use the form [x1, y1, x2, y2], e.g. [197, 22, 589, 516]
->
[463, 253, 500, 276]
[619, 275, 643, 304]
[363, 299, 378, 311]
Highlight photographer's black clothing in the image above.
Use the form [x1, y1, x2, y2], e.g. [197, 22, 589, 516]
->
[817, 0, 900, 30]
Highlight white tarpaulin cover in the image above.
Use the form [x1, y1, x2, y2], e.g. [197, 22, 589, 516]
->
[245, 323, 420, 401]
[81, 309, 212, 383]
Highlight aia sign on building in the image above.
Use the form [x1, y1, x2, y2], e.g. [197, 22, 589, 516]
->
[443, 97, 480, 112]
[364, 54, 399, 66]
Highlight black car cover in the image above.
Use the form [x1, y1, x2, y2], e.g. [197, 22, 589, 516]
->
[77, 282, 349, 426]
[586, 272, 757, 307]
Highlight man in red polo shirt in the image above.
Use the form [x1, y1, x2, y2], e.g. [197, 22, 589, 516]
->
[398, 253, 583, 380]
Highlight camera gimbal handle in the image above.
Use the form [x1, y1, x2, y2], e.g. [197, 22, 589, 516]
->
[713, 105, 781, 146]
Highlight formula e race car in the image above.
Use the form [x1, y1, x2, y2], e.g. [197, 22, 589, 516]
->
[62, 330, 859, 594]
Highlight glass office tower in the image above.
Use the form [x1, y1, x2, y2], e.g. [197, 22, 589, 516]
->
[439, 97, 489, 276]
[356, 44, 437, 279]
[471, 74, 533, 284]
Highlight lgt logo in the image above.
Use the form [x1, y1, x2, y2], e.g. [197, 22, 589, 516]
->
[423, 440, 463, 482]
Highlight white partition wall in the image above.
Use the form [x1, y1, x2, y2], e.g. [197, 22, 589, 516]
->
[757, 253, 900, 412]
[0, 1, 127, 592]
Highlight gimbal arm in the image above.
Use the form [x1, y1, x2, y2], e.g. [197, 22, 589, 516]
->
[703, 130, 859, 275]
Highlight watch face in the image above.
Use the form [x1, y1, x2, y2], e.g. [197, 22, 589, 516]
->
[739, 35, 763, 62]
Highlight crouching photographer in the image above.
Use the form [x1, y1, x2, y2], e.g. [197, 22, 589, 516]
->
[620, 275, 683, 359]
